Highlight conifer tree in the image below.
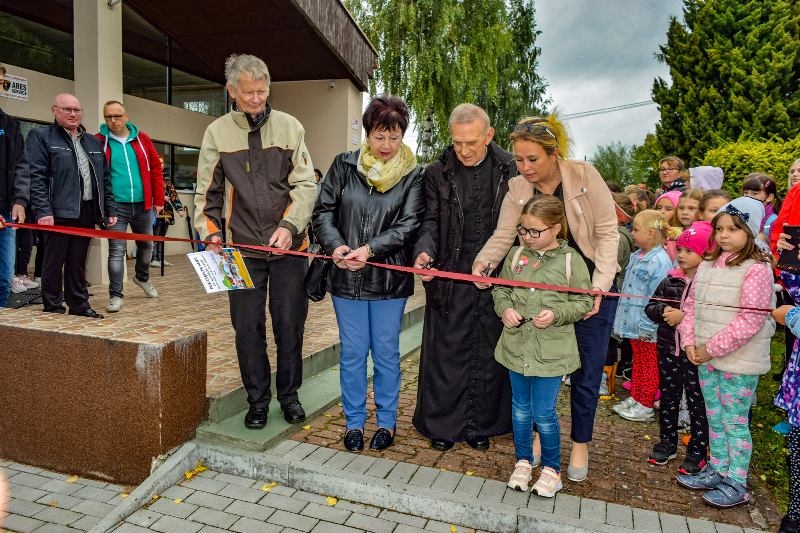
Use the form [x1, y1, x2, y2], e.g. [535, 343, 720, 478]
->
[652, 0, 800, 164]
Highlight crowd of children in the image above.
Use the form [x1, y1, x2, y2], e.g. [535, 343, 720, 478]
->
[492, 153, 800, 530]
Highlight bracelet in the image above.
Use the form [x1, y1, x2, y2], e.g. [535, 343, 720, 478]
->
[364, 244, 374, 258]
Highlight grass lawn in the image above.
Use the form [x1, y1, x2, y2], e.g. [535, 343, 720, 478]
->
[750, 329, 792, 513]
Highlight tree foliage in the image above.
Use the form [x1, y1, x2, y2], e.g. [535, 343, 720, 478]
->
[652, 0, 800, 165]
[630, 133, 663, 189]
[344, 0, 549, 158]
[590, 142, 634, 187]
[702, 136, 800, 197]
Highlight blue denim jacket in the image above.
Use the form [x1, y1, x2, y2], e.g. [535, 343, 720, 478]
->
[613, 245, 673, 341]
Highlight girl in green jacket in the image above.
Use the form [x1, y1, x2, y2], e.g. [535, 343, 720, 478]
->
[493, 195, 592, 497]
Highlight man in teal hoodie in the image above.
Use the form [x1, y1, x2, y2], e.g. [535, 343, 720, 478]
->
[97, 100, 164, 312]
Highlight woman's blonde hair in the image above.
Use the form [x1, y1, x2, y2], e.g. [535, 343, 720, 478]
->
[510, 112, 571, 159]
[520, 195, 568, 239]
[633, 209, 668, 245]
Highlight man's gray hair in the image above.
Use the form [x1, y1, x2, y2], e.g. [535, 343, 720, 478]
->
[449, 103, 491, 131]
[225, 54, 270, 89]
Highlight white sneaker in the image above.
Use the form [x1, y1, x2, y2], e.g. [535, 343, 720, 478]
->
[150, 260, 161, 267]
[618, 400, 655, 422]
[162, 259, 173, 266]
[18, 274, 39, 289]
[133, 277, 159, 298]
[598, 374, 609, 396]
[507, 460, 532, 492]
[612, 397, 636, 414]
[11, 276, 27, 293]
[532, 466, 563, 498]
[106, 296, 123, 313]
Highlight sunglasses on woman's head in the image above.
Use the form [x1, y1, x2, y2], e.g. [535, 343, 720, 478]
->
[513, 123, 556, 139]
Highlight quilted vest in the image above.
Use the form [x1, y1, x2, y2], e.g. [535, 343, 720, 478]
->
[693, 259, 775, 375]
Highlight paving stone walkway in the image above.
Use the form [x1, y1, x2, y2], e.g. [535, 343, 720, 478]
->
[290, 351, 782, 531]
[109, 468, 486, 533]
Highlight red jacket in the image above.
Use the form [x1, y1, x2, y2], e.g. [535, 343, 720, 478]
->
[770, 184, 800, 257]
[95, 129, 164, 211]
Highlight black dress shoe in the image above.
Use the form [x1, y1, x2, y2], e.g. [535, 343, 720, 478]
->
[343, 429, 364, 452]
[281, 400, 306, 424]
[431, 439, 454, 451]
[369, 428, 394, 451]
[466, 437, 490, 450]
[70, 308, 104, 319]
[244, 407, 268, 429]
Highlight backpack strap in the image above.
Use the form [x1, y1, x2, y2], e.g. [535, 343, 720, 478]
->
[565, 252, 572, 284]
[510, 247, 524, 278]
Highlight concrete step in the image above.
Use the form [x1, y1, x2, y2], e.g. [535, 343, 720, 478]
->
[196, 320, 423, 451]
[206, 304, 425, 423]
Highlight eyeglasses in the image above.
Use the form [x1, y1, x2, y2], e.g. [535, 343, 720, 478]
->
[103, 114, 126, 121]
[0, 79, 9, 91]
[516, 224, 552, 238]
[514, 123, 557, 139]
[659, 167, 678, 173]
[54, 106, 83, 114]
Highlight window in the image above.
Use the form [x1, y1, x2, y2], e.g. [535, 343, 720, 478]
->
[0, 12, 73, 79]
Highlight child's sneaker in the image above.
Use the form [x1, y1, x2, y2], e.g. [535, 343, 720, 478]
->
[676, 466, 723, 490]
[618, 400, 655, 422]
[612, 397, 636, 414]
[507, 460, 532, 492]
[648, 442, 678, 465]
[702, 477, 749, 508]
[598, 373, 609, 396]
[18, 274, 39, 288]
[532, 466, 563, 498]
[10, 276, 27, 293]
[678, 454, 707, 475]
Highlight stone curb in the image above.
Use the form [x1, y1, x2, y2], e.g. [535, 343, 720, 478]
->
[88, 442, 199, 533]
[85, 439, 766, 533]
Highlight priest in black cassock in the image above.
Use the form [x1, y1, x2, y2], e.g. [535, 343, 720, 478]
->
[412, 104, 515, 451]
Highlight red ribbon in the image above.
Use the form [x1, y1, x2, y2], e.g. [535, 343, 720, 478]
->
[3, 221, 774, 313]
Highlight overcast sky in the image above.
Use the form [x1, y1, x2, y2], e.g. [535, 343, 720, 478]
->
[533, 0, 685, 161]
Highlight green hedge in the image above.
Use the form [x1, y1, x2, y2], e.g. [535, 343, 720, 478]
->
[702, 136, 800, 197]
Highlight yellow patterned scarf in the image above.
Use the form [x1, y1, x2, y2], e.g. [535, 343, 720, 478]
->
[357, 141, 417, 193]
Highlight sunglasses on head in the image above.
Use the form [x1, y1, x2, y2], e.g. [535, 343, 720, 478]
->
[513, 123, 556, 139]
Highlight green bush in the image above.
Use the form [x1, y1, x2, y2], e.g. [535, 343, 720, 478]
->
[702, 136, 800, 197]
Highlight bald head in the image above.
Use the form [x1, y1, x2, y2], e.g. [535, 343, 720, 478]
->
[51, 93, 83, 133]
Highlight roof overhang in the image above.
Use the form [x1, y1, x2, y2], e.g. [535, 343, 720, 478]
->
[125, 0, 377, 91]
[0, 0, 377, 91]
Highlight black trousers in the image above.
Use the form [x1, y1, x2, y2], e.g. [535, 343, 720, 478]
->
[788, 426, 800, 520]
[41, 201, 95, 314]
[228, 254, 308, 410]
[657, 344, 709, 457]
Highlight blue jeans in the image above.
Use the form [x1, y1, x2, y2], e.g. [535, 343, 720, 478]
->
[0, 211, 14, 306]
[332, 296, 406, 431]
[108, 202, 154, 298]
[509, 370, 563, 471]
[570, 288, 619, 443]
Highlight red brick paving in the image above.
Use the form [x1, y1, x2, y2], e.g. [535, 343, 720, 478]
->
[292, 350, 782, 531]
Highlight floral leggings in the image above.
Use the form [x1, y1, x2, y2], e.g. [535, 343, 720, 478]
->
[699, 364, 758, 485]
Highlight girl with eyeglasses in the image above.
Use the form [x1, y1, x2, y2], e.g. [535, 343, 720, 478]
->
[492, 195, 592, 497]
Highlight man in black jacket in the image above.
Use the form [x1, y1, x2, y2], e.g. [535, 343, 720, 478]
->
[0, 63, 29, 306]
[412, 103, 515, 451]
[27, 93, 116, 318]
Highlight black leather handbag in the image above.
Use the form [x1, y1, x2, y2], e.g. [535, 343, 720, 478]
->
[305, 258, 331, 302]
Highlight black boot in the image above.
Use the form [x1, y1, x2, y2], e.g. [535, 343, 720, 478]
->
[779, 516, 800, 533]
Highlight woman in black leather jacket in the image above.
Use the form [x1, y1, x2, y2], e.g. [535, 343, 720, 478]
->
[312, 94, 424, 452]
